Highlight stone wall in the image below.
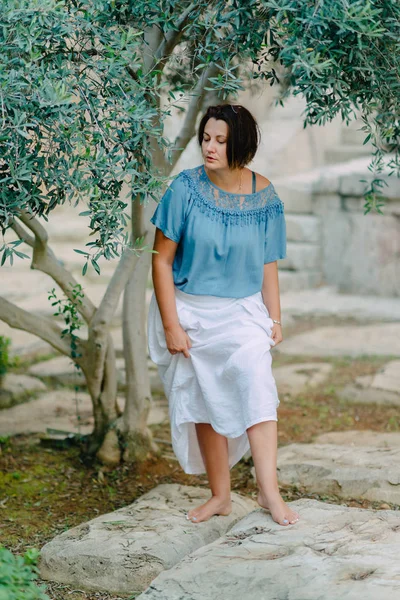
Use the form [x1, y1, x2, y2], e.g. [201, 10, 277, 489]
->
[275, 157, 400, 297]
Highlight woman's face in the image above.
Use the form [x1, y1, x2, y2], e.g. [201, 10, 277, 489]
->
[201, 118, 229, 170]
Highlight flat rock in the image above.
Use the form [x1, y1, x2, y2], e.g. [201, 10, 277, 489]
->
[137, 499, 400, 600]
[264, 443, 400, 504]
[338, 373, 400, 407]
[365, 360, 400, 394]
[280, 285, 400, 322]
[314, 430, 400, 448]
[27, 355, 164, 396]
[28, 356, 88, 386]
[278, 323, 400, 357]
[39, 483, 257, 595]
[0, 322, 54, 361]
[274, 362, 333, 396]
[0, 390, 167, 437]
[0, 374, 47, 409]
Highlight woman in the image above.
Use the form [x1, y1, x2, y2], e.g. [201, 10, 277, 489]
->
[147, 104, 299, 527]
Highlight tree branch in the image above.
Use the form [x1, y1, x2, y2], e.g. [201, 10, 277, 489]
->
[155, 2, 198, 61]
[9, 218, 35, 247]
[87, 245, 141, 398]
[170, 63, 219, 168]
[0, 296, 86, 361]
[15, 212, 97, 324]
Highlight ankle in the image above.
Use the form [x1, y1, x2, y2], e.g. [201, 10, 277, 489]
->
[258, 485, 280, 498]
[211, 493, 231, 504]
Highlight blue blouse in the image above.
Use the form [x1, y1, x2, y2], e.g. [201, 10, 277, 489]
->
[150, 165, 287, 298]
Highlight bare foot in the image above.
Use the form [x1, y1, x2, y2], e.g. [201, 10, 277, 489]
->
[257, 489, 299, 526]
[186, 495, 232, 523]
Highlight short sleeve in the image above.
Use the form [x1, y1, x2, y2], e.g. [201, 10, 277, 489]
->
[150, 173, 188, 243]
[264, 205, 287, 264]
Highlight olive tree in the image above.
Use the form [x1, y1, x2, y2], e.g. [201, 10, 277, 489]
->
[0, 0, 398, 465]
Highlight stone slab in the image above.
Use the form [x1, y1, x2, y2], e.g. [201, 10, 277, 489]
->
[271, 443, 400, 504]
[280, 285, 400, 322]
[314, 430, 400, 448]
[136, 499, 400, 600]
[278, 270, 322, 294]
[370, 360, 400, 393]
[280, 241, 321, 271]
[285, 214, 320, 242]
[28, 356, 89, 386]
[275, 155, 400, 199]
[39, 484, 258, 595]
[278, 323, 400, 357]
[274, 362, 333, 397]
[0, 374, 47, 409]
[338, 383, 400, 407]
[0, 390, 167, 437]
[338, 372, 400, 407]
[27, 355, 164, 396]
[0, 322, 54, 361]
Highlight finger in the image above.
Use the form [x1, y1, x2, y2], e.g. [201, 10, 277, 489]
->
[182, 348, 190, 358]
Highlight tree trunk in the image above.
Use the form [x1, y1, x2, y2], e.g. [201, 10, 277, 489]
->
[120, 236, 158, 461]
[84, 337, 122, 464]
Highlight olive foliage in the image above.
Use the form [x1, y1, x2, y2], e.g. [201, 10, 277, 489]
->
[0, 0, 399, 268]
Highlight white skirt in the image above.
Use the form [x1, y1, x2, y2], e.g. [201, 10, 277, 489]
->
[147, 286, 280, 475]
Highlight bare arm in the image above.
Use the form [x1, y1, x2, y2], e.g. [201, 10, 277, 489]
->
[151, 228, 192, 357]
[261, 261, 283, 345]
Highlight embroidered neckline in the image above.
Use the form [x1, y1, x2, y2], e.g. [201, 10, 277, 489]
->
[180, 166, 284, 227]
[201, 164, 272, 198]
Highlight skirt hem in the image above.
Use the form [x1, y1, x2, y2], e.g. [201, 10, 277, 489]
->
[175, 414, 278, 440]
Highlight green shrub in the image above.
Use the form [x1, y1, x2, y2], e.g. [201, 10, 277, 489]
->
[0, 547, 49, 600]
[0, 337, 11, 382]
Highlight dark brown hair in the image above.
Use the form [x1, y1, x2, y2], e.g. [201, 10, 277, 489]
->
[197, 104, 260, 169]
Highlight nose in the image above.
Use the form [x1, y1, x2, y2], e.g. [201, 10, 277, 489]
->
[205, 140, 216, 154]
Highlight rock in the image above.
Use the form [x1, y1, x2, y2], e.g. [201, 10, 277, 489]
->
[338, 373, 400, 407]
[278, 324, 400, 357]
[0, 374, 47, 409]
[367, 360, 400, 394]
[278, 270, 322, 294]
[96, 429, 121, 466]
[28, 356, 88, 386]
[39, 483, 257, 595]
[314, 430, 400, 448]
[286, 214, 320, 243]
[261, 442, 400, 504]
[274, 362, 333, 396]
[280, 242, 321, 271]
[0, 390, 94, 436]
[0, 389, 167, 437]
[0, 322, 54, 361]
[280, 285, 400, 322]
[136, 499, 400, 600]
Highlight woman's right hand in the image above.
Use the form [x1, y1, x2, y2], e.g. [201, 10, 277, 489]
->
[164, 324, 192, 358]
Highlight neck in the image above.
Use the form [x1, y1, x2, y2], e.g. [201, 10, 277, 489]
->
[204, 165, 243, 190]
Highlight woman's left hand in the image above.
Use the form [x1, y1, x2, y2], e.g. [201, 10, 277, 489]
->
[271, 323, 283, 346]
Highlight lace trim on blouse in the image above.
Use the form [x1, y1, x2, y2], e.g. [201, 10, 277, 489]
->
[181, 165, 284, 226]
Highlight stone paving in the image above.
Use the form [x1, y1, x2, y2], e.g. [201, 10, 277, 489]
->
[135, 498, 400, 600]
[262, 441, 400, 504]
[40, 484, 258, 595]
[277, 323, 400, 357]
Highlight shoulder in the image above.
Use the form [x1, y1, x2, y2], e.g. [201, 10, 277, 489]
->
[168, 166, 201, 187]
[252, 171, 272, 192]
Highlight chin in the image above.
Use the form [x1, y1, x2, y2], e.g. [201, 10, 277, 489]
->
[204, 159, 220, 168]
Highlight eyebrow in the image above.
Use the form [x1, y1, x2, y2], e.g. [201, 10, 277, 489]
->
[203, 132, 227, 138]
